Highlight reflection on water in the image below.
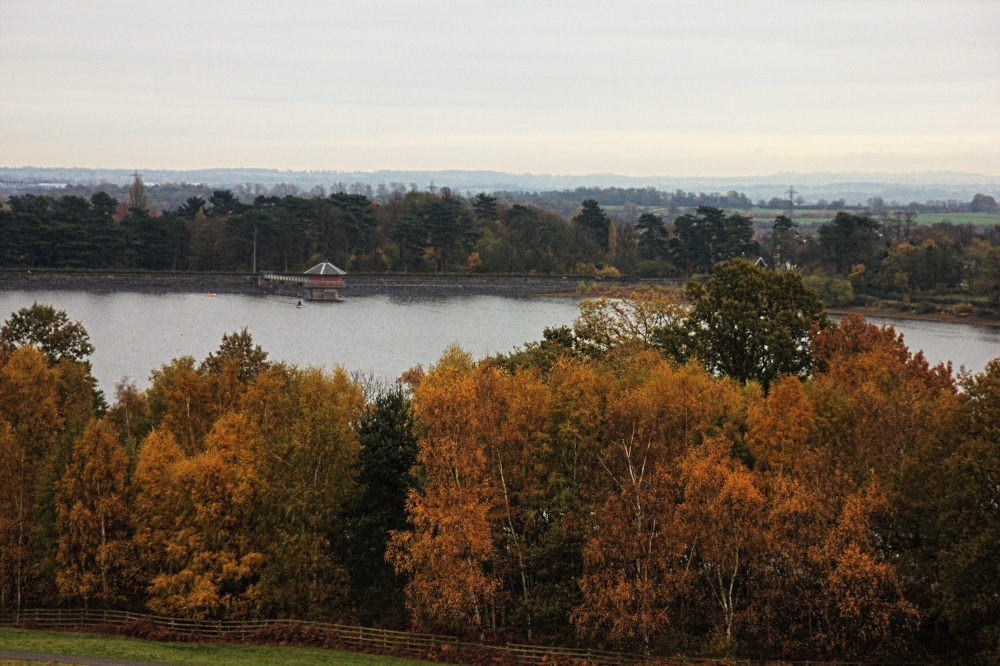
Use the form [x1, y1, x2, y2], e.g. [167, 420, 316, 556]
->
[0, 291, 997, 395]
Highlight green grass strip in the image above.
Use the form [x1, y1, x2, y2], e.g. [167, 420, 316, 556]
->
[0, 627, 438, 666]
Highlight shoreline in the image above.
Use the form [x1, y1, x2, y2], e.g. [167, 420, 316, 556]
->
[2, 271, 997, 328]
[0, 270, 599, 299]
[826, 306, 1000, 328]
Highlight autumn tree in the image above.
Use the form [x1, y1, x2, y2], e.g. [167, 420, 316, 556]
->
[388, 348, 498, 633]
[473, 365, 552, 639]
[809, 314, 957, 485]
[250, 366, 363, 619]
[144, 413, 266, 619]
[131, 427, 186, 591]
[906, 358, 1000, 661]
[573, 360, 747, 652]
[572, 375, 682, 652]
[146, 356, 216, 455]
[127, 172, 148, 212]
[743, 341, 929, 660]
[0, 422, 23, 611]
[570, 291, 685, 359]
[105, 380, 152, 458]
[0, 346, 63, 611]
[678, 438, 769, 648]
[811, 486, 919, 660]
[55, 419, 134, 606]
[745, 373, 816, 476]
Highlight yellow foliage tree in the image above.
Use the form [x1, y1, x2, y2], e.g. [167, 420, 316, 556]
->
[251, 365, 364, 618]
[55, 419, 134, 606]
[0, 346, 62, 611]
[145, 413, 266, 619]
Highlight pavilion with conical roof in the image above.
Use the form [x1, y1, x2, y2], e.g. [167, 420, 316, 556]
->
[259, 260, 347, 301]
[303, 261, 347, 277]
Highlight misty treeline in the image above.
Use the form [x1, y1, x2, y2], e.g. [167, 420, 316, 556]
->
[3, 181, 999, 311]
[1, 266, 998, 664]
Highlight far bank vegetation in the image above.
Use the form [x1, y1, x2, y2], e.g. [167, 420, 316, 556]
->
[2, 179, 999, 316]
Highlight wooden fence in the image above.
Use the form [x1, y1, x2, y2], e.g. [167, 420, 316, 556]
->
[0, 608, 649, 666]
[0, 608, 918, 666]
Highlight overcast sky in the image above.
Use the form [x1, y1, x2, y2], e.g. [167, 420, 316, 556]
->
[1, 0, 998, 177]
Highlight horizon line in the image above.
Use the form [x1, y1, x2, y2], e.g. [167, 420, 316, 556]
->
[3, 166, 1000, 182]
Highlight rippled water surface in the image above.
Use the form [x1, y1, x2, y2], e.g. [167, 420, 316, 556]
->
[0, 291, 997, 394]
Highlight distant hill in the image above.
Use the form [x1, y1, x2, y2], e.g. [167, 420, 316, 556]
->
[1, 167, 997, 206]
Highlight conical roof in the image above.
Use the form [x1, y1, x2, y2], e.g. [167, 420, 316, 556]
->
[303, 261, 346, 276]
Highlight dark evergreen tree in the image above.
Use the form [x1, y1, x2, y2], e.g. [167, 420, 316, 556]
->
[472, 193, 500, 221]
[673, 206, 756, 274]
[572, 199, 611, 251]
[769, 214, 798, 268]
[818, 211, 883, 274]
[207, 189, 244, 216]
[636, 212, 668, 261]
[177, 196, 206, 218]
[346, 388, 418, 627]
[393, 213, 427, 272]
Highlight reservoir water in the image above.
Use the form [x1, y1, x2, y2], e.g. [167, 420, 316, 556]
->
[0, 290, 997, 395]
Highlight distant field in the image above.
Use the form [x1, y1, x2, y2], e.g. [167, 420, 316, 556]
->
[603, 205, 1000, 227]
[0, 627, 435, 666]
[900, 211, 1000, 225]
[750, 208, 1000, 227]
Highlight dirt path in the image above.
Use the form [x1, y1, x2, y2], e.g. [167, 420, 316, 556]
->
[0, 649, 175, 665]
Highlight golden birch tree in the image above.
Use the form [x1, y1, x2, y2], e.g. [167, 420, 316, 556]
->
[0, 346, 62, 611]
[55, 419, 134, 606]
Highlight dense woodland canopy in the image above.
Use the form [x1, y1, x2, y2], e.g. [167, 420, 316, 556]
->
[1, 263, 998, 664]
[2, 178, 999, 314]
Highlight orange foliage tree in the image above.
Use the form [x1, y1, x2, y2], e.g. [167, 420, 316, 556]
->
[389, 348, 499, 633]
[809, 315, 958, 486]
[573, 360, 747, 651]
[678, 438, 769, 647]
[473, 364, 553, 638]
